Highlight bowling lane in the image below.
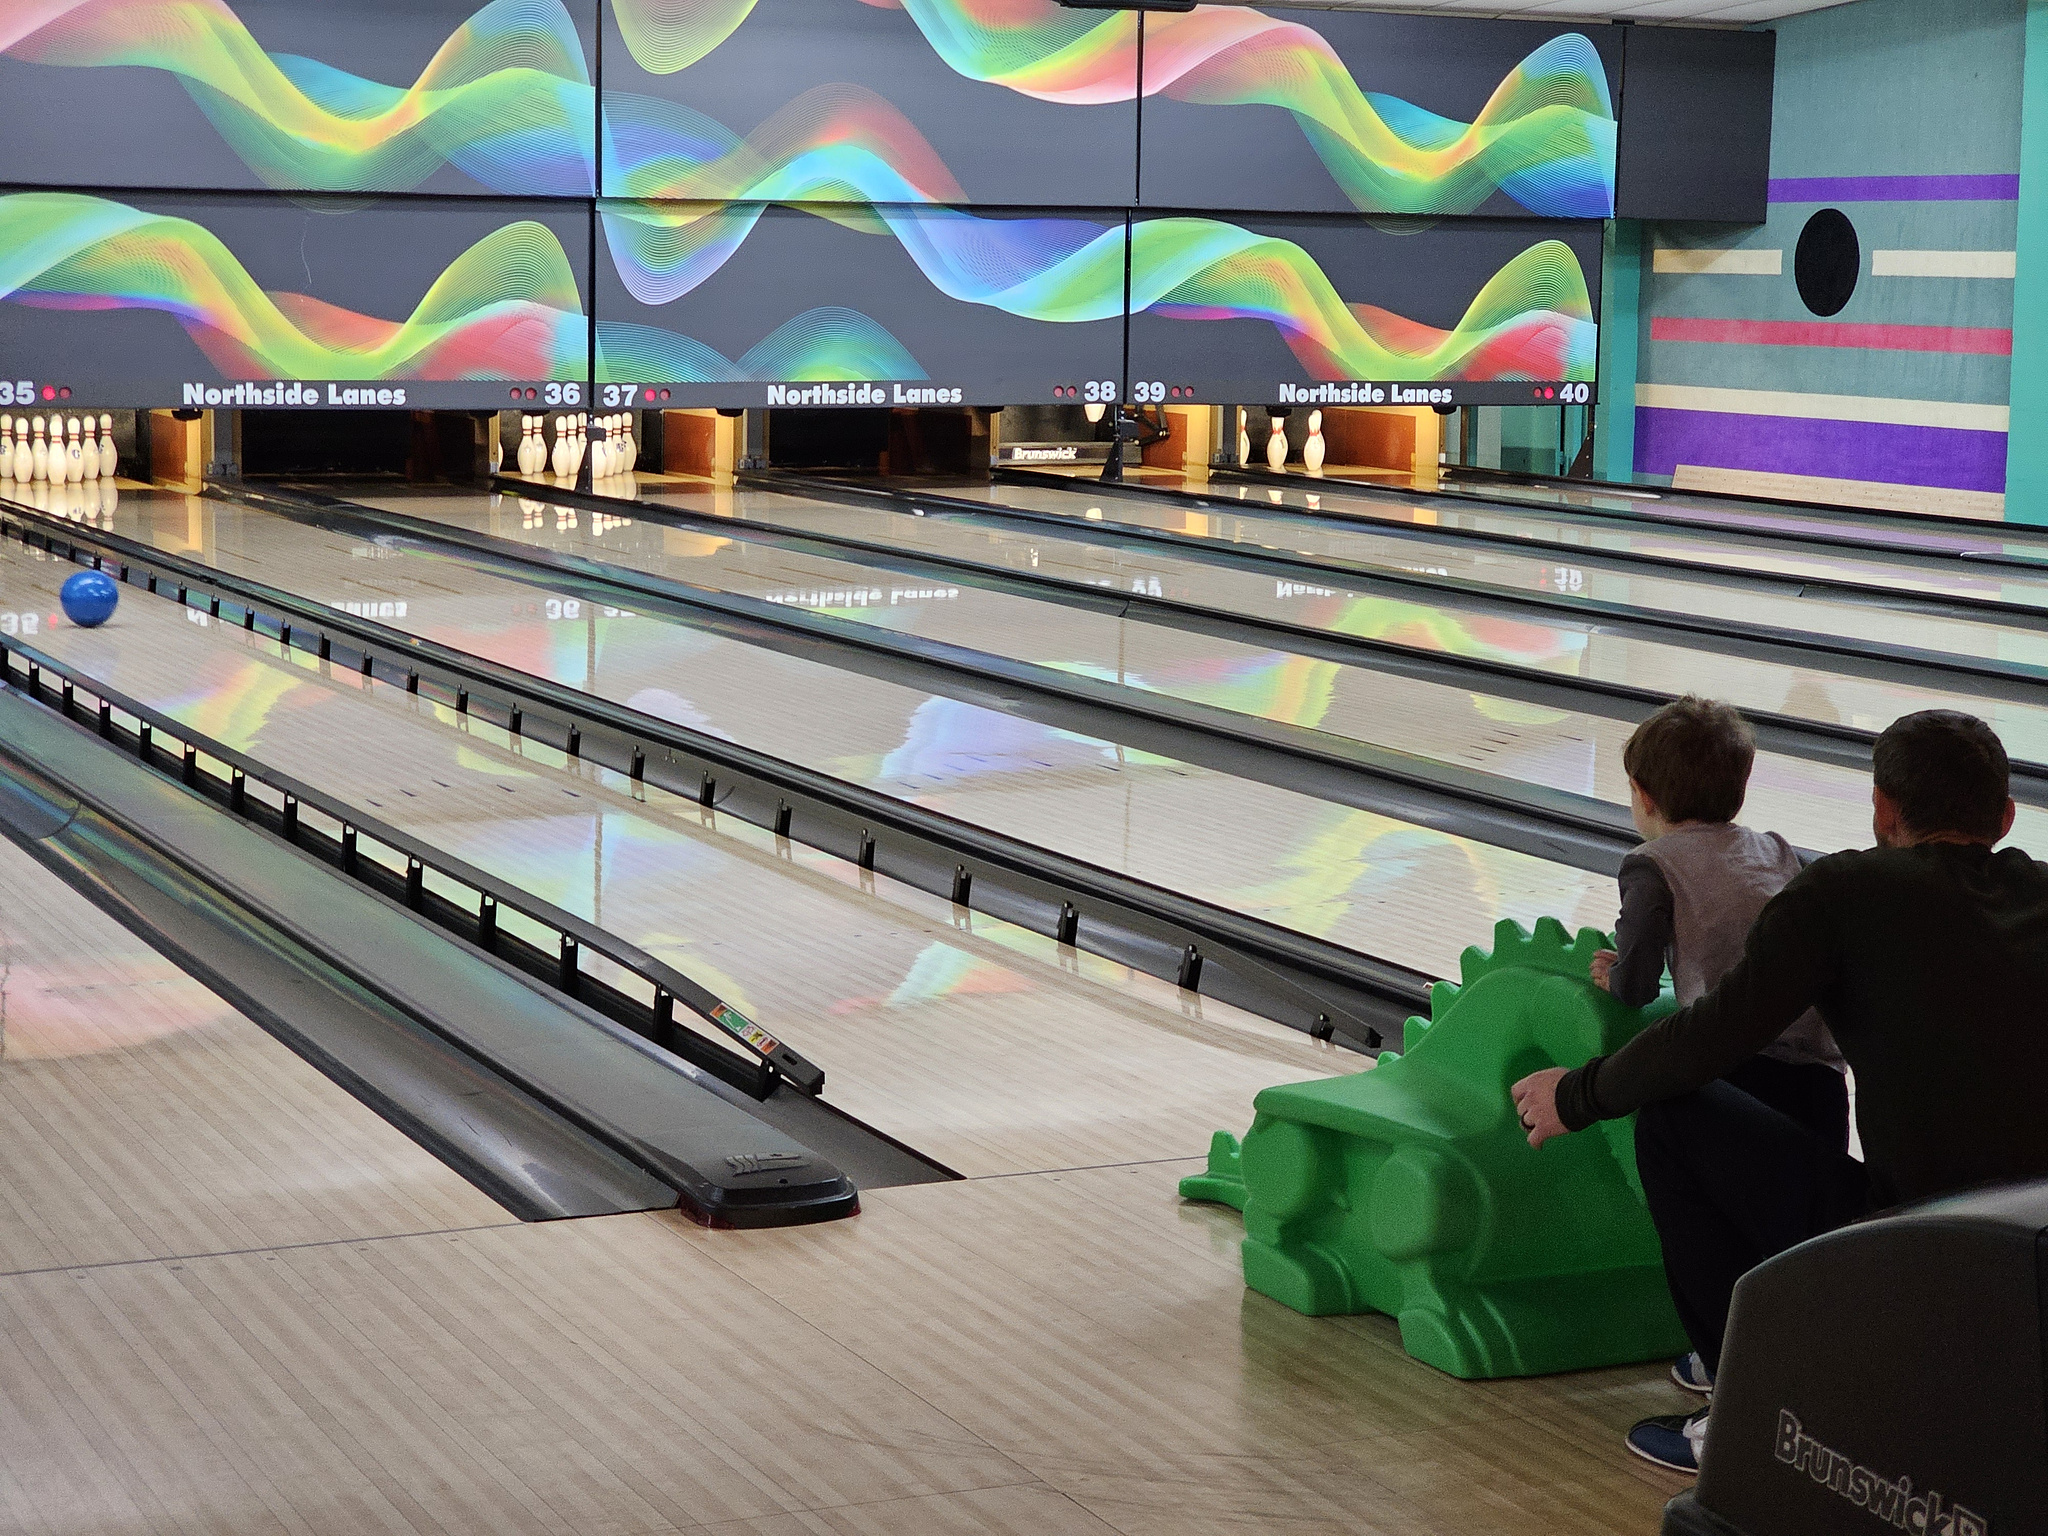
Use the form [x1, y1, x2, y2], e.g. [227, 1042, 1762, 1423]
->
[0, 540, 1358, 1176]
[920, 480, 2048, 670]
[4, 489, 1622, 983]
[575, 479, 2048, 770]
[1435, 472, 2047, 562]
[348, 485, 2048, 857]
[1198, 474, 2048, 608]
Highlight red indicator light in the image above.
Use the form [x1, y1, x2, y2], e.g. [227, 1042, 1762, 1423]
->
[41, 386, 55, 400]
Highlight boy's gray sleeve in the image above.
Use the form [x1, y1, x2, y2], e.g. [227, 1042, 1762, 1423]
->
[1608, 853, 1673, 1008]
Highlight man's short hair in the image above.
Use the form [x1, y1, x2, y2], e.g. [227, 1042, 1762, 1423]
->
[1623, 697, 1755, 823]
[1873, 710, 2010, 839]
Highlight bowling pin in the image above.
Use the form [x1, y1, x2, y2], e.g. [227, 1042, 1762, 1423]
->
[79, 418, 99, 482]
[526, 416, 543, 475]
[623, 413, 638, 474]
[550, 415, 571, 478]
[1303, 409, 1325, 476]
[515, 416, 531, 475]
[99, 414, 116, 479]
[1, 416, 13, 482]
[1266, 413, 1288, 472]
[1236, 410, 1250, 469]
[592, 419, 612, 481]
[571, 415, 588, 477]
[12, 417, 31, 483]
[30, 416, 48, 482]
[65, 418, 84, 483]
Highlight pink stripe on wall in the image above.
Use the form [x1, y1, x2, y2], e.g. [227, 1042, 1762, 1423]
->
[1650, 317, 2013, 355]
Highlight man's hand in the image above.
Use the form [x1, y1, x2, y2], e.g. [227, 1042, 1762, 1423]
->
[1590, 949, 1617, 992]
[1511, 1067, 1571, 1148]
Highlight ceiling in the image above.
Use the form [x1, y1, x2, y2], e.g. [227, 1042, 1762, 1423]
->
[1292, 1, 1852, 21]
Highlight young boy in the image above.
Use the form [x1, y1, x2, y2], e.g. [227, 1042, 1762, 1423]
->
[1591, 697, 1848, 1426]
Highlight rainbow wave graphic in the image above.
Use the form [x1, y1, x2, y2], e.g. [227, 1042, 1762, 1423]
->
[0, 191, 589, 380]
[599, 200, 1596, 385]
[4, 1, 1613, 216]
[609, 0, 1616, 217]
[1, 0, 598, 194]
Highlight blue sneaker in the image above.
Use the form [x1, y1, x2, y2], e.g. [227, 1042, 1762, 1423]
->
[1670, 1351, 1714, 1395]
[1627, 1409, 1708, 1476]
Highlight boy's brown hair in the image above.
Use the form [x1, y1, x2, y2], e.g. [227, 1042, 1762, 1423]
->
[1623, 696, 1756, 823]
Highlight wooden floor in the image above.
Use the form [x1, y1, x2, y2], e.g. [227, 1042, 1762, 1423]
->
[0, 1169, 1690, 1535]
[0, 835, 507, 1275]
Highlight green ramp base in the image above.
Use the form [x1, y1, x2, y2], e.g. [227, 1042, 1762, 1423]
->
[1182, 917, 1689, 1380]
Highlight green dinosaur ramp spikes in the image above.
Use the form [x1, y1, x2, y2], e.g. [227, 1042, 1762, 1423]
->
[1180, 917, 1688, 1380]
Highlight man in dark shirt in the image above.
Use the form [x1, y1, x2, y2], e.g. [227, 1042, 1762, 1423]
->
[1511, 710, 2048, 1476]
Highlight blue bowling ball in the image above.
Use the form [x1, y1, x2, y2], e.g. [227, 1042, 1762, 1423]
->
[60, 570, 119, 629]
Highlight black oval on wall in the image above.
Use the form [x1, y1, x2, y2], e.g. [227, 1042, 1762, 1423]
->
[1795, 209, 1861, 317]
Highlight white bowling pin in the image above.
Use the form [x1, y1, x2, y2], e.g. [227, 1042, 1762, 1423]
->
[550, 415, 571, 478]
[79, 418, 99, 482]
[526, 416, 543, 475]
[99, 414, 116, 479]
[514, 417, 530, 475]
[1236, 410, 1251, 469]
[64, 417, 83, 483]
[623, 413, 638, 474]
[1303, 409, 1325, 476]
[571, 415, 588, 477]
[591, 419, 612, 481]
[30, 416, 48, 482]
[0, 416, 13, 482]
[12, 417, 31, 483]
[1266, 414, 1288, 472]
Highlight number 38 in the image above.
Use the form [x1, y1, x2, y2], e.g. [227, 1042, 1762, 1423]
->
[1081, 379, 1117, 403]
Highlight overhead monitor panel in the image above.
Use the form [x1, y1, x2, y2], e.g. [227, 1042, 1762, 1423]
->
[1138, 9, 1620, 219]
[1125, 214, 1603, 409]
[0, 0, 598, 197]
[0, 191, 593, 410]
[598, 0, 1138, 206]
[1615, 27, 1775, 223]
[593, 201, 1127, 409]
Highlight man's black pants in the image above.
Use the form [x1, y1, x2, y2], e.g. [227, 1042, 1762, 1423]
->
[1634, 1062, 1869, 1375]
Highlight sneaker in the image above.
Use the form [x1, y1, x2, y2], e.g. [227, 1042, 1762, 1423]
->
[1670, 1351, 1715, 1396]
[1627, 1408, 1708, 1475]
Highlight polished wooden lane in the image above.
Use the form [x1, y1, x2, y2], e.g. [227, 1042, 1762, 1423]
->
[0, 836, 508, 1276]
[18, 491, 1623, 973]
[1, 545, 1361, 1178]
[368, 487, 2048, 857]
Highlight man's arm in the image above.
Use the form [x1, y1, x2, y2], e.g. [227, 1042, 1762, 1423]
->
[1553, 868, 1840, 1130]
[1606, 854, 1673, 1008]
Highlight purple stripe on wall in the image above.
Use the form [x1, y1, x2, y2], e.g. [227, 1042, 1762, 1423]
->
[1768, 174, 2020, 203]
[1634, 408, 2009, 493]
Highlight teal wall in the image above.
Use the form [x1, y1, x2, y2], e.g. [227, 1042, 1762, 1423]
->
[2007, 1, 2048, 522]
[1629, 0, 2024, 517]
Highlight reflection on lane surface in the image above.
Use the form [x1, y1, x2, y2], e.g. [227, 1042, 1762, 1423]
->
[925, 480, 2048, 669]
[352, 486, 2047, 857]
[0, 543, 1360, 1175]
[4, 493, 1620, 978]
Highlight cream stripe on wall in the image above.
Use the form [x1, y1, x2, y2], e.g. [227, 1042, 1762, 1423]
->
[1652, 248, 1783, 276]
[1635, 383, 2009, 433]
[1869, 250, 2017, 278]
